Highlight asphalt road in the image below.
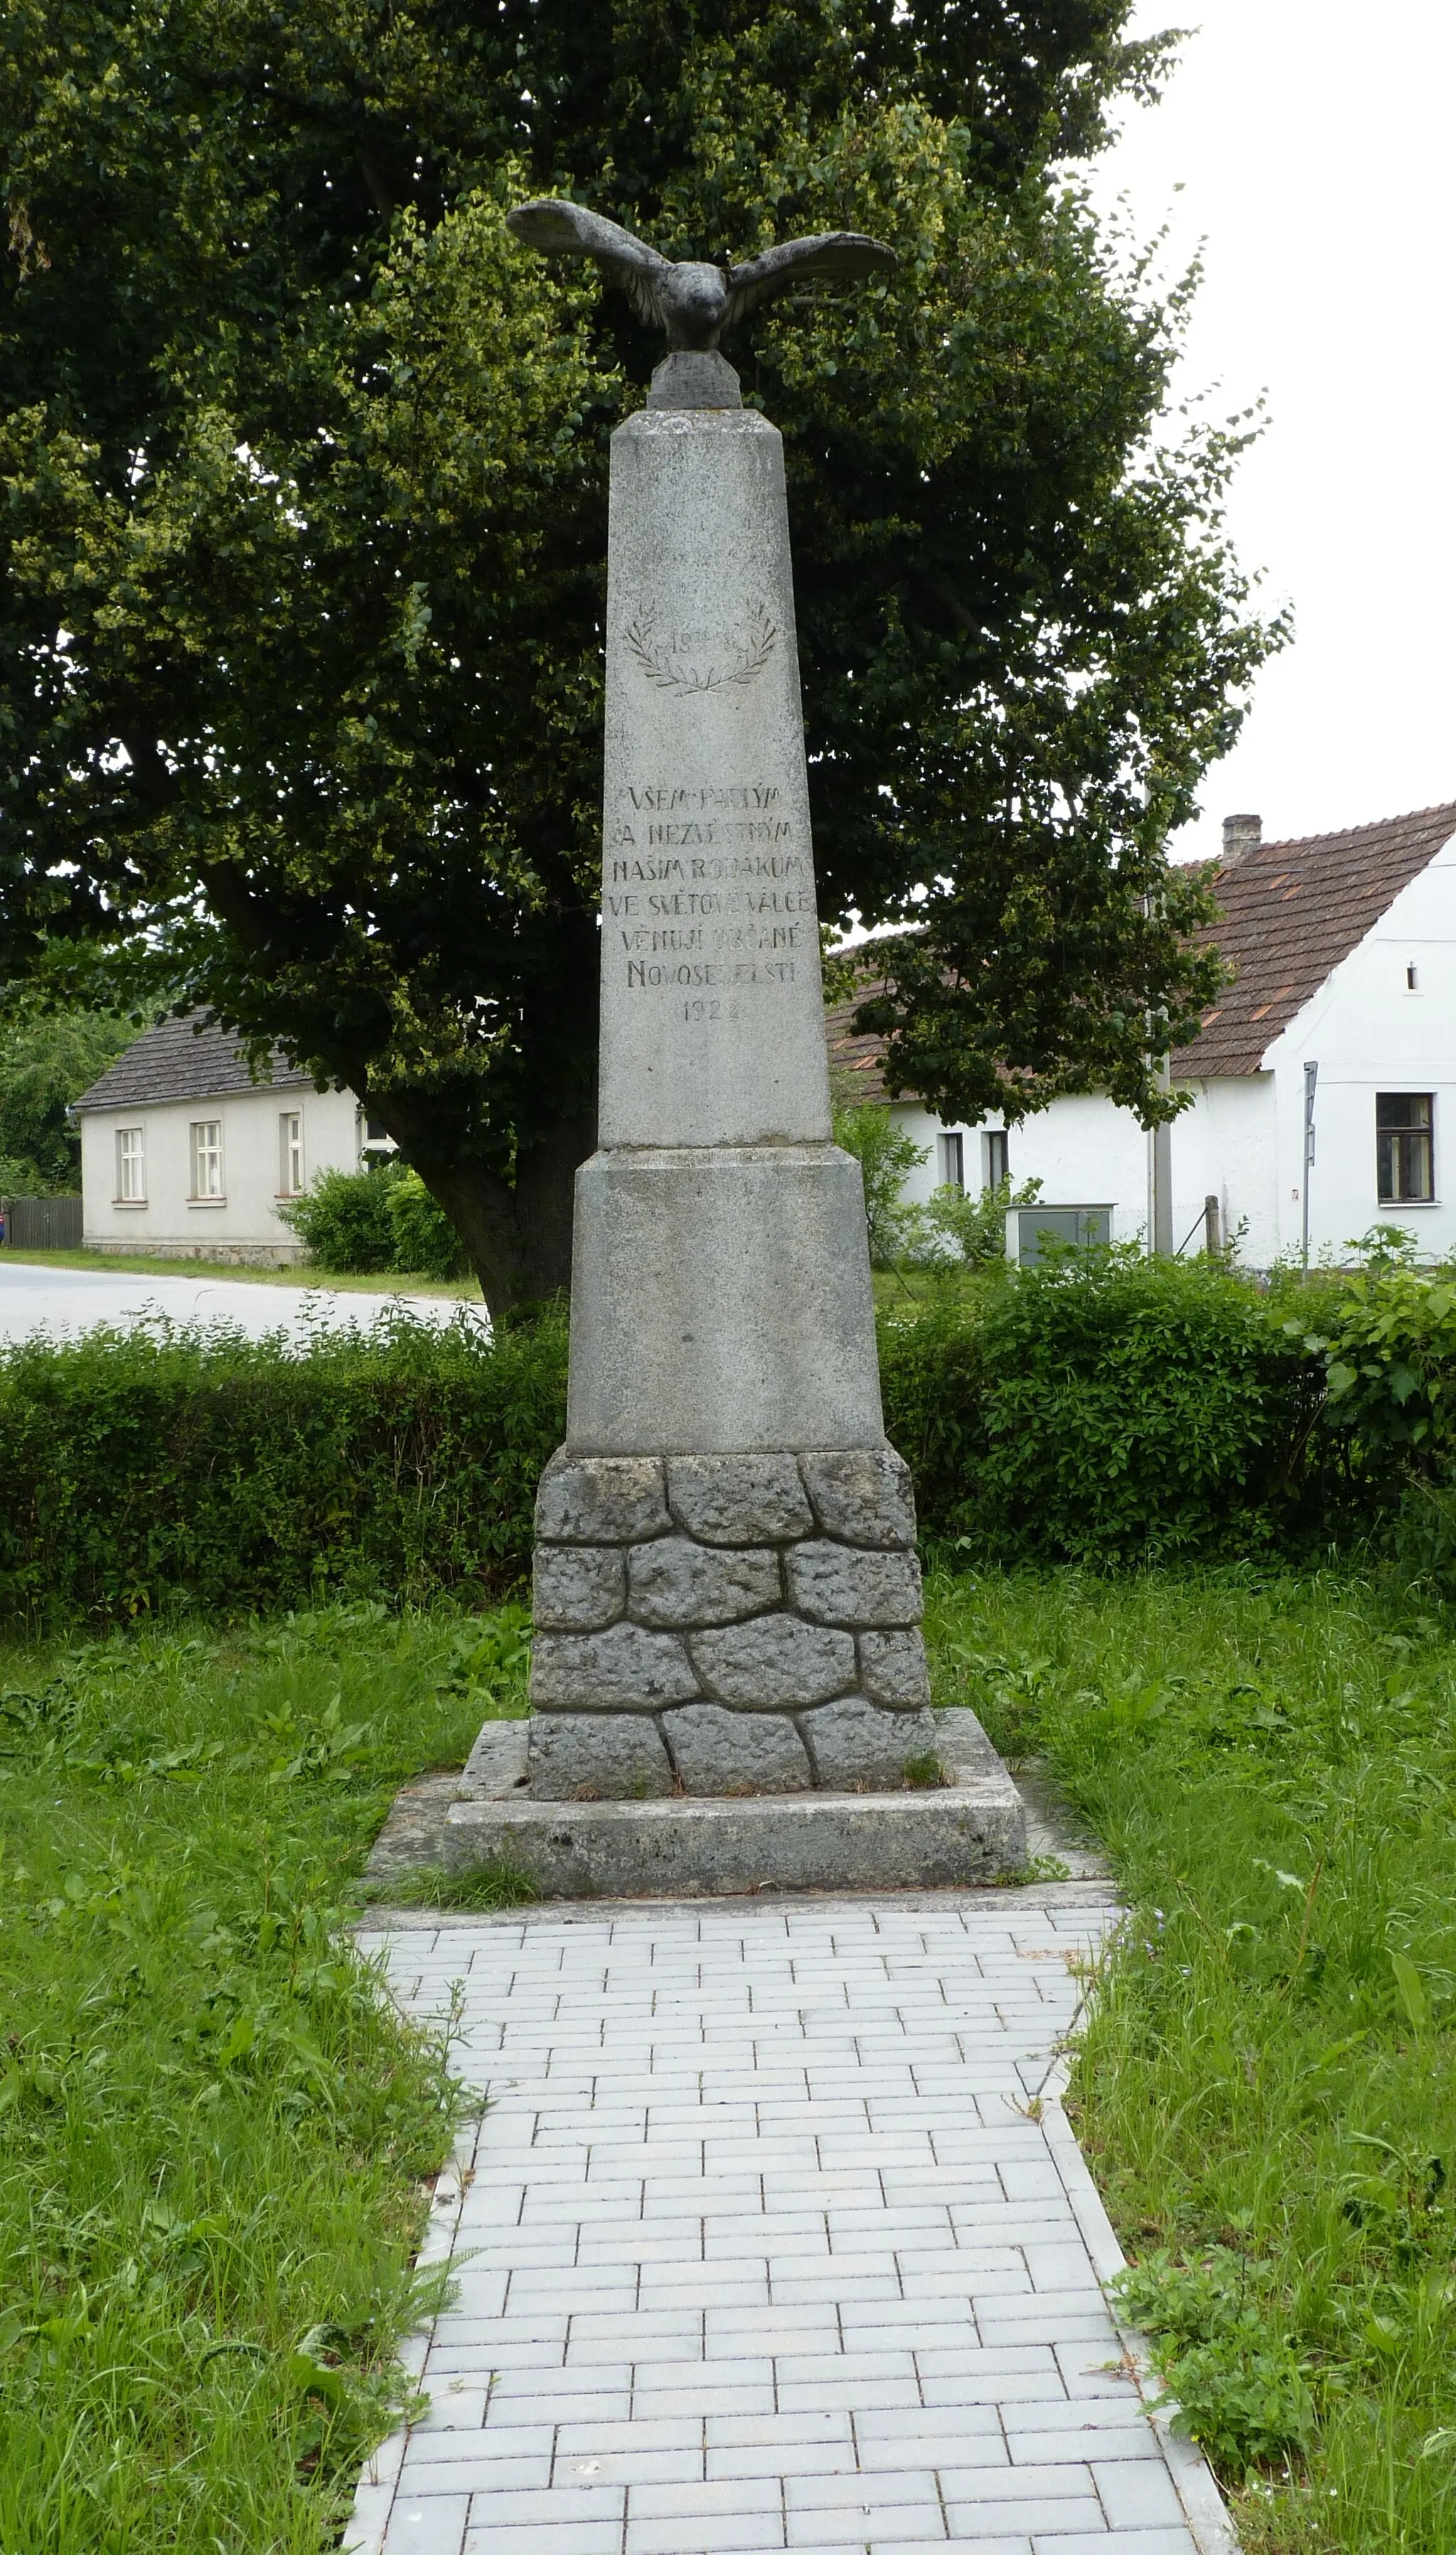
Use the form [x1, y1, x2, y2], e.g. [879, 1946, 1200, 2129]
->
[0, 1260, 489, 1345]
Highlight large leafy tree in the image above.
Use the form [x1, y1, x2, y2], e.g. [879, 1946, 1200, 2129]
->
[0, 1, 1273, 1314]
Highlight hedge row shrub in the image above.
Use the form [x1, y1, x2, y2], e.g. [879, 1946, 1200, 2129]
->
[879, 1252, 1331, 1564]
[4, 1255, 1455, 1624]
[0, 1309, 566, 1625]
[278, 1162, 471, 1278]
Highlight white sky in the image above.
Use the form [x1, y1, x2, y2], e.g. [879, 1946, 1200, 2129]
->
[1085, 0, 1456, 863]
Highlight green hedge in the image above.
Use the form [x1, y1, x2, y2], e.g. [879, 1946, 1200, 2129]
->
[880, 1254, 1331, 1564]
[4, 1257, 1453, 1624]
[0, 1310, 566, 1625]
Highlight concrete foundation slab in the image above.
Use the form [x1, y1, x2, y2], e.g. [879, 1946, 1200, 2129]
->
[364, 1706, 1027, 1900]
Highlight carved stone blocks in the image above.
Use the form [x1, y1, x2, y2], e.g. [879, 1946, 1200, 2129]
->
[527, 1446, 934, 1799]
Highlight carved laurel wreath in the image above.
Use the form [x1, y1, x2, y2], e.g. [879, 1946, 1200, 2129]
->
[623, 599, 778, 697]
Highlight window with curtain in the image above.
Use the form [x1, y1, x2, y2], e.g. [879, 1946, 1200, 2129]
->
[1376, 1093, 1434, 1203]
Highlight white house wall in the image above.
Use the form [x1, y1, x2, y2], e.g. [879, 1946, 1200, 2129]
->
[888, 1096, 1151, 1246]
[81, 1084, 363, 1260]
[881, 825, 1456, 1268]
[1165, 1076, 1280, 1265]
[1260, 829, 1456, 1262]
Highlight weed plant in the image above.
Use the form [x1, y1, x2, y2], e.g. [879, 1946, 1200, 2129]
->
[0, 1597, 528, 2552]
[927, 1566, 1456, 2551]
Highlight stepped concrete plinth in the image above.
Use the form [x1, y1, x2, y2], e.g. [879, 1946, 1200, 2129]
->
[368, 1710, 1025, 1900]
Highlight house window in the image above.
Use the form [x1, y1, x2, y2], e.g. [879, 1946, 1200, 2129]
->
[938, 1132, 965, 1190]
[983, 1130, 1010, 1190]
[115, 1126, 146, 1203]
[279, 1110, 304, 1196]
[1376, 1093, 1434, 1203]
[190, 1119, 225, 1200]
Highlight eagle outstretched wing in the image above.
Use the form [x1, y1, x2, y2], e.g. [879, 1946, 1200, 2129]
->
[723, 233, 897, 329]
[505, 199, 670, 333]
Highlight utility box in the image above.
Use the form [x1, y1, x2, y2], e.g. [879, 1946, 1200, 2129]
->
[1005, 1203, 1113, 1266]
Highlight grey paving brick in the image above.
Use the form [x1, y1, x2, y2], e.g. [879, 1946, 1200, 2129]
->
[358, 1899, 1222, 2555]
[370, 2497, 471, 2554]
[1089, 2467, 1185, 2529]
[1002, 2404, 1151, 2441]
[627, 2476, 785, 2520]
[943, 2505, 1096, 2541]
[488, 2389, 634, 2429]
[786, 2504, 943, 2546]
[937, 2468, 1096, 2506]
[883, 2543, 1027, 2555]
[399, 2455, 553, 2495]
[706, 2413, 855, 2450]
[569, 2446, 705, 2486]
[785, 2473, 941, 2514]
[626, 2514, 786, 2554]
[465, 2485, 626, 2527]
[1028, 2536, 1194, 2555]
[710, 2439, 857, 2482]
[1012, 2433, 1158, 2469]
[463, 2527, 624, 2555]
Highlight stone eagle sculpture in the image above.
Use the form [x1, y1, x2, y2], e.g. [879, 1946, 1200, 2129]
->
[506, 198, 896, 351]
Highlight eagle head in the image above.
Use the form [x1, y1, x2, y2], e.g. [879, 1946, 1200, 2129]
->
[660, 262, 732, 350]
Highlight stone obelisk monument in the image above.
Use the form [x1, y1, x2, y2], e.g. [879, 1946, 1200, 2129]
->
[508, 202, 937, 1802]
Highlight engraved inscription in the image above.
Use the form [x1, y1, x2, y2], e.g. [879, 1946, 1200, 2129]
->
[607, 778, 815, 1019]
[623, 600, 779, 697]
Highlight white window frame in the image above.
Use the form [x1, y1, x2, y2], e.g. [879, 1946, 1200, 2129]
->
[279, 1110, 304, 1198]
[114, 1125, 146, 1205]
[937, 1131, 965, 1191]
[983, 1129, 1010, 1191]
[189, 1118, 225, 1202]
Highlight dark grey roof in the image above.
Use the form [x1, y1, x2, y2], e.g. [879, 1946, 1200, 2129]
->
[74, 1013, 314, 1112]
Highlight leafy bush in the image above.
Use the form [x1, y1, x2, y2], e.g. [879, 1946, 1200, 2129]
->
[279, 1162, 405, 1273]
[1111, 2251, 1314, 2476]
[831, 1103, 928, 1267]
[916, 1172, 1042, 1268]
[0, 1309, 567, 1624]
[385, 1169, 471, 1278]
[280, 1162, 473, 1278]
[1300, 1265, 1456, 1482]
[879, 1250, 1327, 1563]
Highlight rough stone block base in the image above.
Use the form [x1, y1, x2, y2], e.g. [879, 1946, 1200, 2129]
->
[419, 1708, 1026, 1898]
[529, 1446, 936, 1799]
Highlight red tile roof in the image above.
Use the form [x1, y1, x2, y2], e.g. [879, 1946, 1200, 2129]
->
[1173, 801, 1456, 1076]
[823, 802, 1456, 1100]
[825, 977, 895, 1105]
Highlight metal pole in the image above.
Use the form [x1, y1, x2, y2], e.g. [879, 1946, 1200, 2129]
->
[1302, 1061, 1318, 1267]
[1147, 1054, 1174, 1255]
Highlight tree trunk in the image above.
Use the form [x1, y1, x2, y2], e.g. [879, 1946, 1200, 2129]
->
[370, 1090, 595, 1326]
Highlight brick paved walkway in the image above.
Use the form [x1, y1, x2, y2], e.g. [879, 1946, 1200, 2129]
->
[347, 1897, 1233, 2555]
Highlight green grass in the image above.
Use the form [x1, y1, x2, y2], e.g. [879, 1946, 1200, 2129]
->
[7, 1563, 1455, 2554]
[0, 1246, 481, 1298]
[927, 1565, 1456, 2554]
[0, 1598, 528, 2553]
